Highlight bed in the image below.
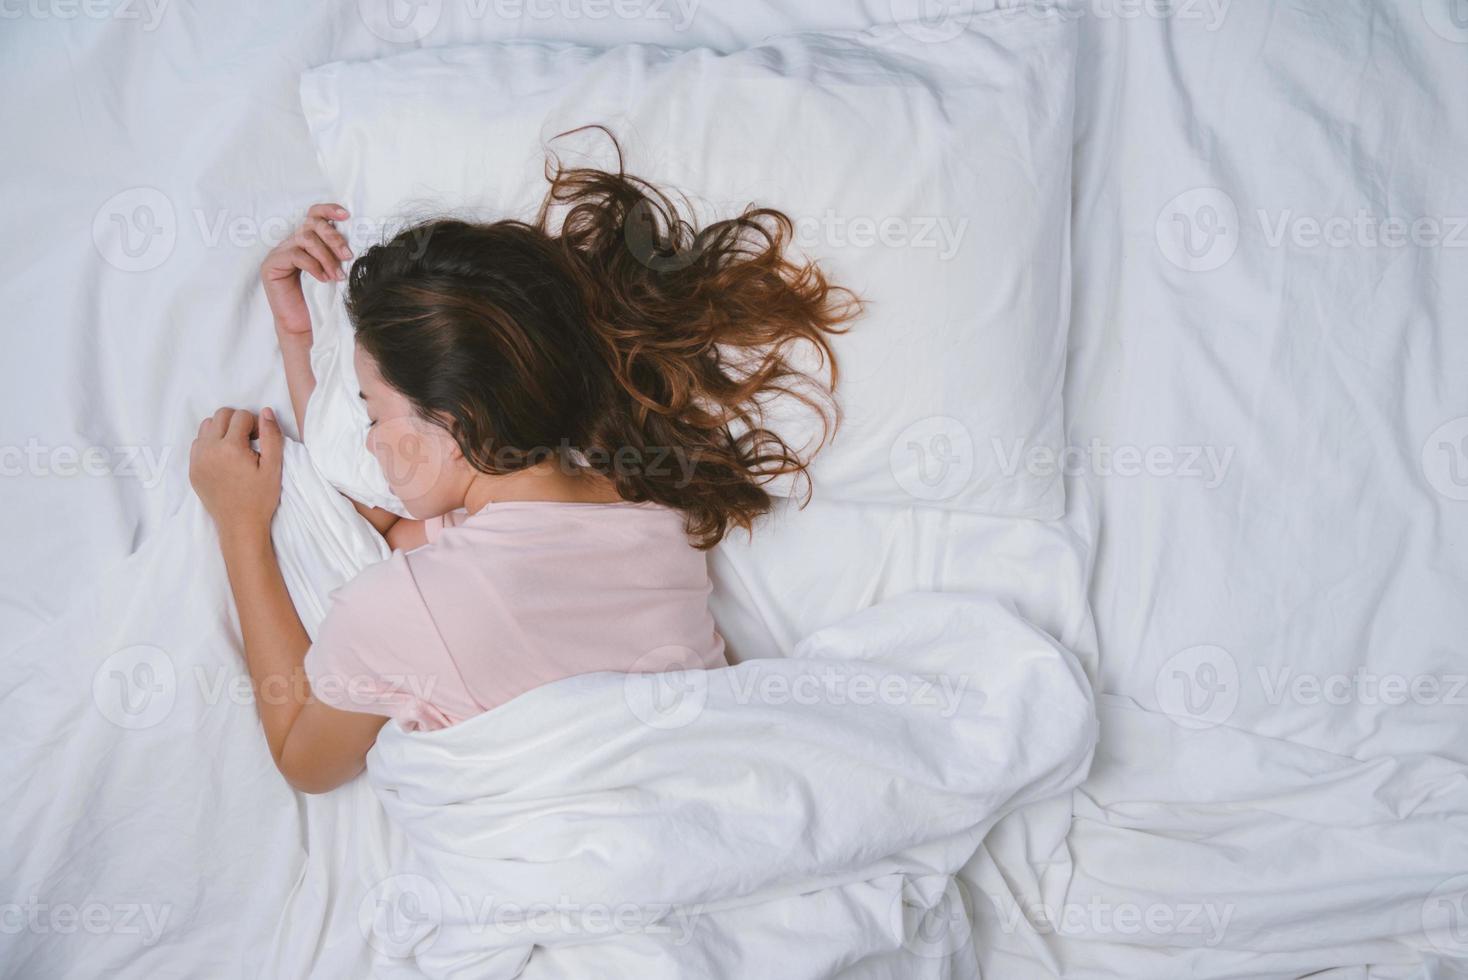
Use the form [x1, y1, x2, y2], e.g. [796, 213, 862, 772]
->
[2, 1, 1465, 977]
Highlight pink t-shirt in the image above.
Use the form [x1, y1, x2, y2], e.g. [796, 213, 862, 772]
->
[303, 500, 727, 731]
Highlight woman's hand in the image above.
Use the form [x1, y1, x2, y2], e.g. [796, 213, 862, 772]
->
[190, 407, 284, 539]
[260, 203, 354, 335]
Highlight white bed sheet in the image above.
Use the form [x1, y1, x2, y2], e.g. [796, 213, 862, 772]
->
[1019, 3, 1468, 978]
[3, 1, 1466, 978]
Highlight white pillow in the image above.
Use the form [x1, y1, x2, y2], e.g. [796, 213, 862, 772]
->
[299, 7, 1077, 517]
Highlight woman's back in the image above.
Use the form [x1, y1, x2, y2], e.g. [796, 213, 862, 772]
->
[305, 500, 726, 731]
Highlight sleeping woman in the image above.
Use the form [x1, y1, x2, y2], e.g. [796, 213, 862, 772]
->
[187, 142, 859, 792]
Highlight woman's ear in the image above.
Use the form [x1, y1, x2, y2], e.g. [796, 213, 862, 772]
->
[433, 412, 467, 462]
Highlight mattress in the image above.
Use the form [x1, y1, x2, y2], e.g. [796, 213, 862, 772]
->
[2, 1, 1465, 978]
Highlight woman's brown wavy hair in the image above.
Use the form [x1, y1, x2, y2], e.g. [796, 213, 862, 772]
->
[346, 128, 860, 549]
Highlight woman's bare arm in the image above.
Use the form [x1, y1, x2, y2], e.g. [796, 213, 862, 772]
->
[191, 407, 386, 793]
[276, 327, 315, 442]
[385, 519, 429, 551]
[219, 519, 387, 792]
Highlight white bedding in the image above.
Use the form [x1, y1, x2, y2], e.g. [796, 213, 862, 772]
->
[3, 1, 1466, 979]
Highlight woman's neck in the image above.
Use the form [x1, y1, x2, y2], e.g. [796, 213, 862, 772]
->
[463, 462, 623, 513]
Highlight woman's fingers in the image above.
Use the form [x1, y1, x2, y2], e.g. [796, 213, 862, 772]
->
[225, 408, 256, 445]
[194, 408, 232, 447]
[264, 205, 351, 284]
[195, 407, 276, 452]
[289, 245, 329, 283]
[306, 202, 351, 249]
[306, 202, 348, 222]
[305, 204, 353, 265]
[308, 216, 352, 262]
[257, 407, 284, 471]
[294, 229, 341, 282]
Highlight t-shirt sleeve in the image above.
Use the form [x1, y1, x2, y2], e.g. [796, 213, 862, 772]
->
[422, 508, 469, 546]
[303, 552, 454, 731]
